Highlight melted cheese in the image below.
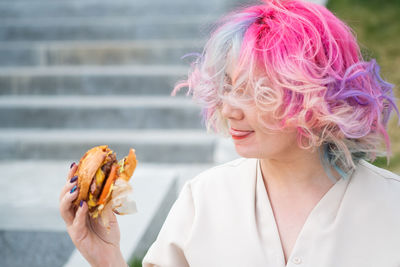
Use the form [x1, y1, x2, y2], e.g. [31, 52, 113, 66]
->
[95, 168, 105, 186]
[88, 194, 96, 207]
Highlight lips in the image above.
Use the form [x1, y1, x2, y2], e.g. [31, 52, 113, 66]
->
[229, 127, 254, 140]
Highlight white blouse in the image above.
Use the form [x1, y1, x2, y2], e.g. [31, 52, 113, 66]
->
[142, 158, 400, 267]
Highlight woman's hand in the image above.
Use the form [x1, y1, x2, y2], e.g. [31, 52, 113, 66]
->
[59, 163, 127, 267]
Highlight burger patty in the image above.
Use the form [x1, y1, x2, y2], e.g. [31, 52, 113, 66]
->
[101, 155, 116, 175]
[90, 153, 117, 198]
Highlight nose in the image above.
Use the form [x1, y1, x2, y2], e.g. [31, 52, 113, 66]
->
[221, 99, 244, 121]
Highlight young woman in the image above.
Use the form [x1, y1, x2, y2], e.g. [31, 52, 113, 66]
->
[60, 0, 400, 266]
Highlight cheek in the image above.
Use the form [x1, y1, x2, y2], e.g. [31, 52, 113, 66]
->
[231, 132, 297, 159]
[255, 130, 298, 157]
[246, 108, 283, 132]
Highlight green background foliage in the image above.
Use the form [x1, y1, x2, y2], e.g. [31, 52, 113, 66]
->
[327, 0, 400, 173]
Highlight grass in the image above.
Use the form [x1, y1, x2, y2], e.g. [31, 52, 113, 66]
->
[327, 0, 400, 173]
[128, 257, 143, 267]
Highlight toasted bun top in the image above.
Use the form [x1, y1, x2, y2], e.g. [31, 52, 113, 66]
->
[74, 145, 110, 206]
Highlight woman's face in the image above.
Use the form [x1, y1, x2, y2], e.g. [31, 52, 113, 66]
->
[220, 71, 299, 160]
[221, 100, 299, 160]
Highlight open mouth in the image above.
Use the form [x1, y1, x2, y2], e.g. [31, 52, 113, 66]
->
[229, 128, 255, 140]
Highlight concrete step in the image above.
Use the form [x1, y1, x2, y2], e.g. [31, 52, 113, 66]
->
[0, 65, 187, 95]
[0, 129, 216, 163]
[0, 96, 202, 129]
[0, 16, 216, 41]
[0, 1, 224, 18]
[0, 230, 75, 267]
[0, 159, 211, 230]
[0, 40, 204, 67]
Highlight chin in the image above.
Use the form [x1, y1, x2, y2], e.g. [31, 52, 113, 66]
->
[233, 145, 263, 159]
[234, 142, 286, 160]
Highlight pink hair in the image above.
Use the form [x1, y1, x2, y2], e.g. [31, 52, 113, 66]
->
[173, 0, 399, 174]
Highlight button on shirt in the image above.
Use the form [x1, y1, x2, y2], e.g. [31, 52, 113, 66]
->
[143, 158, 400, 267]
[291, 257, 302, 265]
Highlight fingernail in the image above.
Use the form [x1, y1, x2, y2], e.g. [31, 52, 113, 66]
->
[80, 200, 84, 207]
[70, 162, 76, 169]
[70, 185, 77, 194]
[70, 175, 78, 183]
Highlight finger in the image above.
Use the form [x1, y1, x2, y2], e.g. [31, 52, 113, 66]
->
[59, 178, 78, 202]
[73, 200, 89, 232]
[67, 163, 79, 181]
[89, 204, 119, 243]
[103, 203, 118, 223]
[91, 203, 115, 229]
[59, 185, 79, 226]
[67, 201, 89, 248]
[60, 162, 78, 201]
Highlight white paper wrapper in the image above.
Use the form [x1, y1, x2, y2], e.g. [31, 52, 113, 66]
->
[111, 178, 137, 215]
[99, 178, 137, 229]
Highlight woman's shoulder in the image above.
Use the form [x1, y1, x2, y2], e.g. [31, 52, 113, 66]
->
[189, 157, 257, 185]
[352, 159, 400, 201]
[356, 159, 400, 184]
[181, 158, 258, 202]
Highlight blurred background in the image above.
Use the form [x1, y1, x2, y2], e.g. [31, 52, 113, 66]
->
[0, 0, 398, 266]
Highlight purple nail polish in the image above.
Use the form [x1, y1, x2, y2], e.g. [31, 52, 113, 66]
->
[80, 200, 84, 207]
[70, 175, 78, 183]
[70, 162, 76, 169]
[70, 185, 77, 194]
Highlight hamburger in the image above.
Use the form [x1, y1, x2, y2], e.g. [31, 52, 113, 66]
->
[73, 145, 137, 219]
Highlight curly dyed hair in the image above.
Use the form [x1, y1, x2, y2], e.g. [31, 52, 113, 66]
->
[174, 0, 399, 176]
